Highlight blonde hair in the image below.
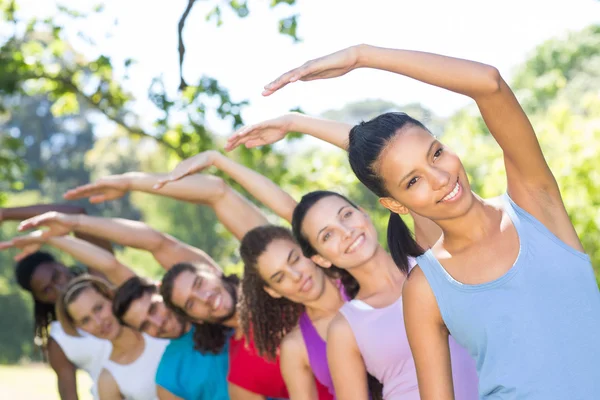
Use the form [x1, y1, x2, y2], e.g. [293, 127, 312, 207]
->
[55, 275, 115, 337]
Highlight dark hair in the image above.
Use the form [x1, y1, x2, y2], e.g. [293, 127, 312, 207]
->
[15, 251, 57, 350]
[348, 112, 427, 269]
[238, 225, 305, 360]
[56, 275, 115, 337]
[160, 262, 237, 354]
[292, 191, 368, 298]
[112, 276, 158, 327]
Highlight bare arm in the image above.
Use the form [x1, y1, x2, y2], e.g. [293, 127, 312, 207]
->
[327, 314, 369, 400]
[157, 386, 184, 400]
[228, 383, 266, 400]
[47, 337, 79, 400]
[98, 369, 123, 400]
[403, 267, 454, 400]
[64, 172, 268, 242]
[0, 204, 113, 253]
[48, 236, 135, 286]
[280, 331, 319, 400]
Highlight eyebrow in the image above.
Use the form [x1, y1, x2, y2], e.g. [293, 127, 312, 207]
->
[184, 277, 199, 309]
[316, 206, 346, 240]
[398, 140, 439, 186]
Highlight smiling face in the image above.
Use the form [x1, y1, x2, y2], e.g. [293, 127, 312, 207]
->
[256, 238, 328, 304]
[30, 261, 72, 304]
[121, 292, 186, 339]
[67, 287, 122, 340]
[377, 126, 474, 221]
[300, 195, 380, 270]
[170, 269, 236, 323]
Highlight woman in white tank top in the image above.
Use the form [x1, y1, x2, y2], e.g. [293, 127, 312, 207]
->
[56, 275, 169, 400]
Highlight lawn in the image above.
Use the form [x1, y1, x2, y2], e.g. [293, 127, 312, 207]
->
[0, 364, 93, 399]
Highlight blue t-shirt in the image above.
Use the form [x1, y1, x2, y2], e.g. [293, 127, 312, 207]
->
[155, 326, 230, 400]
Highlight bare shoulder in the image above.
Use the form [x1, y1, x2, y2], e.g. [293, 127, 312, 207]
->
[98, 368, 121, 400]
[327, 312, 355, 343]
[280, 325, 307, 358]
[403, 265, 443, 323]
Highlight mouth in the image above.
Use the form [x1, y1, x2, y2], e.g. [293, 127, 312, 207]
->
[299, 276, 314, 293]
[345, 233, 365, 254]
[438, 179, 461, 203]
[100, 321, 113, 336]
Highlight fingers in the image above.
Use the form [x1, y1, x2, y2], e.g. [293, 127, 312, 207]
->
[64, 183, 98, 200]
[15, 249, 35, 262]
[262, 64, 309, 96]
[152, 173, 184, 190]
[89, 194, 108, 204]
[18, 216, 42, 232]
[225, 124, 259, 152]
[0, 240, 14, 250]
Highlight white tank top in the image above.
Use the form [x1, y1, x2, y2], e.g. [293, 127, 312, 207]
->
[102, 334, 169, 400]
[49, 321, 112, 399]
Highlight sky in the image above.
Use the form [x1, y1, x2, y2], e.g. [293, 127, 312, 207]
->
[14, 0, 600, 137]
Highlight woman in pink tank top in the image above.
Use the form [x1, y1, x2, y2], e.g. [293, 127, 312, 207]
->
[291, 190, 479, 400]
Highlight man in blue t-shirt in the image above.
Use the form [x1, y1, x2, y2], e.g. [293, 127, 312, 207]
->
[113, 276, 229, 400]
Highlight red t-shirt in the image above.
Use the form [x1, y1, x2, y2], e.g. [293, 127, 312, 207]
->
[228, 334, 333, 400]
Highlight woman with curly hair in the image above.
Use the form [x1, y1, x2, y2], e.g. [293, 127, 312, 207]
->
[156, 150, 441, 400]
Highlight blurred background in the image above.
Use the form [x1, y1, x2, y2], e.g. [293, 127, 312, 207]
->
[1, 0, 598, 397]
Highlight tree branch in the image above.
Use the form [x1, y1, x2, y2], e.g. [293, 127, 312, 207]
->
[25, 72, 185, 158]
[178, 0, 197, 91]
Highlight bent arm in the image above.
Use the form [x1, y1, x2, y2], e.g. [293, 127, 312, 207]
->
[48, 236, 135, 286]
[228, 383, 266, 400]
[287, 113, 353, 151]
[98, 369, 122, 400]
[211, 153, 297, 224]
[403, 267, 454, 400]
[0, 204, 113, 253]
[47, 337, 79, 400]
[123, 172, 267, 241]
[69, 214, 220, 271]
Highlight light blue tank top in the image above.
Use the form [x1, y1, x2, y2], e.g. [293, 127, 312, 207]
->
[416, 194, 600, 399]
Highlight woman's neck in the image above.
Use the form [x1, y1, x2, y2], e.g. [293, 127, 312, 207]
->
[110, 326, 143, 354]
[435, 194, 503, 252]
[304, 276, 345, 320]
[350, 245, 405, 296]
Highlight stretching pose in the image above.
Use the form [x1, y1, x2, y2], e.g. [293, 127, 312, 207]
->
[225, 116, 477, 399]
[1, 204, 114, 400]
[229, 44, 600, 399]
[57, 275, 168, 400]
[24, 172, 270, 400]
[59, 170, 328, 400]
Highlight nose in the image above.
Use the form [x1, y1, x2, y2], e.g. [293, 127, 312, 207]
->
[430, 166, 451, 191]
[290, 267, 303, 282]
[148, 314, 164, 328]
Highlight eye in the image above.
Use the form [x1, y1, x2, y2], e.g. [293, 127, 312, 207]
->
[93, 304, 102, 313]
[149, 302, 157, 315]
[81, 317, 90, 325]
[343, 210, 353, 218]
[185, 300, 193, 311]
[433, 147, 443, 159]
[52, 271, 60, 283]
[407, 177, 419, 188]
[276, 275, 284, 284]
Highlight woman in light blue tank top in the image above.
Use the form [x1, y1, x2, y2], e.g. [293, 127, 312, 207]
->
[225, 44, 600, 399]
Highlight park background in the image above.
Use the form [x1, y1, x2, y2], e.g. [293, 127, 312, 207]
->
[1, 0, 599, 398]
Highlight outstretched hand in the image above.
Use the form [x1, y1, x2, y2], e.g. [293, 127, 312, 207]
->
[262, 45, 361, 96]
[18, 212, 78, 239]
[153, 150, 220, 190]
[225, 114, 294, 152]
[0, 231, 47, 261]
[64, 175, 130, 203]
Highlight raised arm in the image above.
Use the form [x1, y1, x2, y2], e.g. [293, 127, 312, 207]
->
[0, 204, 113, 253]
[18, 212, 220, 271]
[64, 172, 268, 242]
[261, 44, 582, 251]
[156, 151, 298, 224]
[0, 230, 135, 286]
[225, 113, 352, 152]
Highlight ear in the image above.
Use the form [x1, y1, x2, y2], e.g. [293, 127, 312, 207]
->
[379, 197, 409, 215]
[263, 285, 282, 299]
[310, 254, 333, 268]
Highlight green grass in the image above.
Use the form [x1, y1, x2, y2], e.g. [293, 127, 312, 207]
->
[0, 364, 93, 399]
